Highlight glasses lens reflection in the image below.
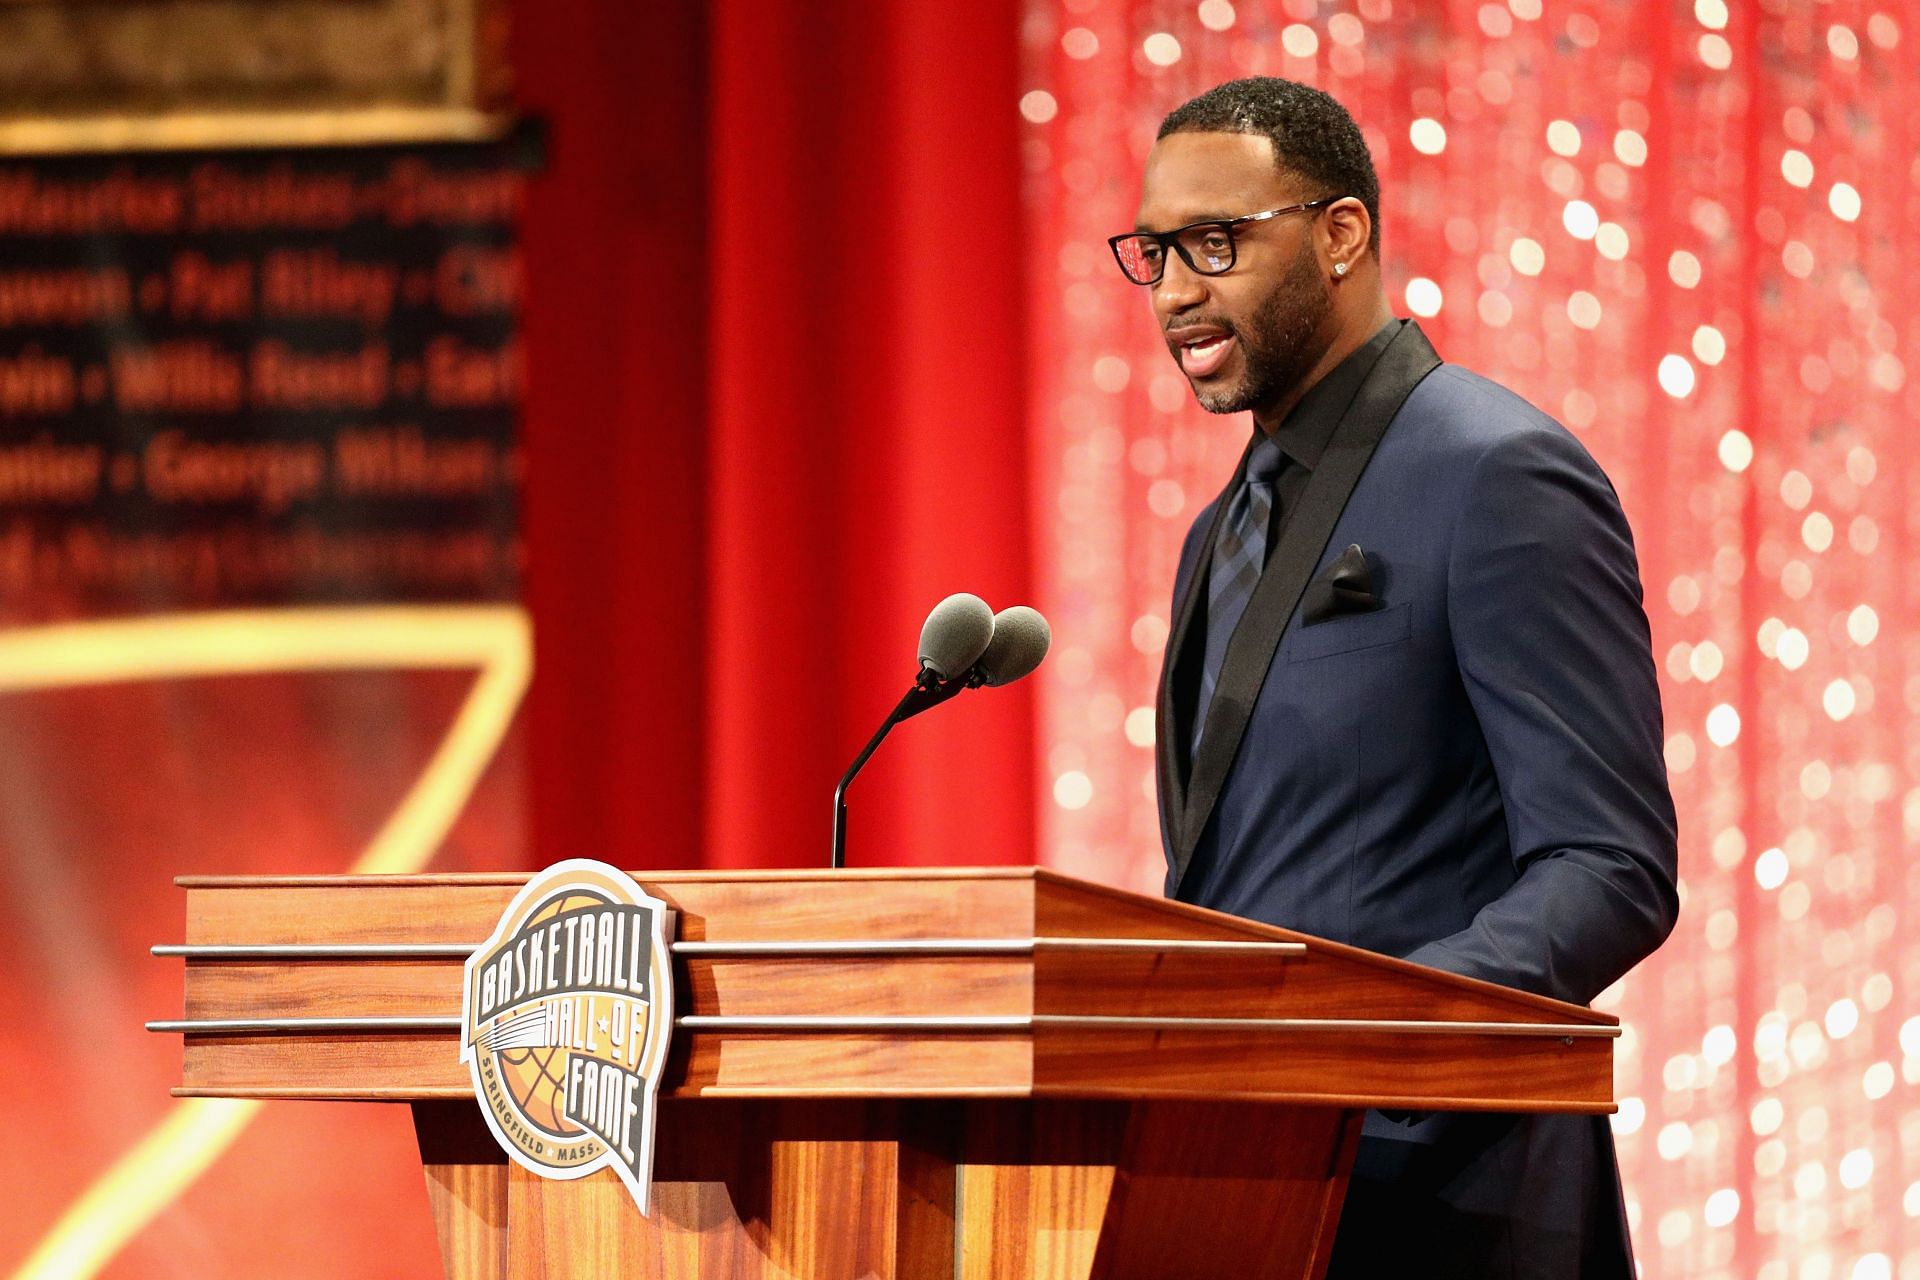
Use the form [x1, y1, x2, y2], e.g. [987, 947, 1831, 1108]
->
[1114, 235, 1164, 284]
[1112, 225, 1238, 285]
[1178, 224, 1236, 274]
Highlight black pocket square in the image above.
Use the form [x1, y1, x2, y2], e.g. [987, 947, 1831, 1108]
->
[1301, 543, 1381, 625]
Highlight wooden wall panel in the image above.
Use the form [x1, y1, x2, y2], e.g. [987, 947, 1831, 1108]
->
[1033, 1027, 1615, 1111]
[1086, 1102, 1359, 1280]
[416, 1100, 969, 1280]
[182, 954, 1033, 1021]
[180, 869, 1043, 944]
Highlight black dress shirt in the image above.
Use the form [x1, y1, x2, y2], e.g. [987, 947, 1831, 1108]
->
[1257, 317, 1403, 554]
[1173, 318, 1403, 777]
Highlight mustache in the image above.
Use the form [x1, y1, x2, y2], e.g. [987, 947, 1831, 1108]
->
[1164, 317, 1241, 341]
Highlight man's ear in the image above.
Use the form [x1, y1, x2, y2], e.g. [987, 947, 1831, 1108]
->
[1322, 196, 1373, 265]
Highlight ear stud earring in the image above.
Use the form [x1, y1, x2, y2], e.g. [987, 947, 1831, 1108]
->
[1334, 262, 1349, 277]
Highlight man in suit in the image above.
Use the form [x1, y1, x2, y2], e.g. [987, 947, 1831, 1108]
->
[1113, 78, 1680, 1276]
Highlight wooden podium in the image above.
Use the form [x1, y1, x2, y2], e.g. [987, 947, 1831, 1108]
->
[150, 867, 1617, 1279]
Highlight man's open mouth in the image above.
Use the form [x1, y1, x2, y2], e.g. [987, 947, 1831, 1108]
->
[1177, 333, 1236, 379]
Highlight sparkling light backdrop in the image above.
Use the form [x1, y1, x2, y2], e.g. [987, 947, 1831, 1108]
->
[1022, 2, 1919, 1275]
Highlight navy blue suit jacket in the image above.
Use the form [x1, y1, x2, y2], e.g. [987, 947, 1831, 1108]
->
[1157, 322, 1678, 1276]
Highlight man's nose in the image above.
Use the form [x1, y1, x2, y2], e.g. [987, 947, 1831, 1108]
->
[1152, 253, 1208, 315]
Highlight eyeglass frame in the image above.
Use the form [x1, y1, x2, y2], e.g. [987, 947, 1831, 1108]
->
[1107, 197, 1343, 286]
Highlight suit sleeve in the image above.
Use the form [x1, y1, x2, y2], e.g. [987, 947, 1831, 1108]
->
[1400, 427, 1679, 1005]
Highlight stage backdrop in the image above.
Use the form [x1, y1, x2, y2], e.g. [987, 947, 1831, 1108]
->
[7, 2, 1917, 1276]
[0, 139, 530, 1278]
[1023, 2, 1919, 1278]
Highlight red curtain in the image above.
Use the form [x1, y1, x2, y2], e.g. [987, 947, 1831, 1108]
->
[514, 1, 710, 869]
[516, 0, 1036, 873]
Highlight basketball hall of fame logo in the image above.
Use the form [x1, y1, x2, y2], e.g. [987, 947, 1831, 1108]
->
[460, 860, 676, 1214]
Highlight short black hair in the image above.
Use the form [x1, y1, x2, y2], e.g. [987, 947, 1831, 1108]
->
[1158, 77, 1381, 255]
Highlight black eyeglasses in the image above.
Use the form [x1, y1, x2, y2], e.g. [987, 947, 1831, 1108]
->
[1108, 197, 1341, 285]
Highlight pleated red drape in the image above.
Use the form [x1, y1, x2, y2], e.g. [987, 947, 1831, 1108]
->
[516, 0, 1035, 871]
[514, 2, 710, 868]
[703, 0, 1035, 869]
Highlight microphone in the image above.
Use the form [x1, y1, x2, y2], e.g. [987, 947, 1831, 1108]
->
[917, 593, 994, 685]
[831, 596, 1049, 868]
[968, 605, 1050, 687]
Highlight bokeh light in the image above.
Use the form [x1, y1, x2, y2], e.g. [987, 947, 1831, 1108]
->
[1023, 4, 1919, 1275]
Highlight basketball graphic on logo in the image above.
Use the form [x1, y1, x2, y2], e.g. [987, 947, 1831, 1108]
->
[461, 859, 676, 1214]
[494, 889, 606, 1137]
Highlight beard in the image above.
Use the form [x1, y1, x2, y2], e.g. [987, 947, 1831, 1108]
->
[1190, 242, 1332, 416]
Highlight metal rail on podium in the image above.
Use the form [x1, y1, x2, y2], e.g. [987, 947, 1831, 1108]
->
[150, 867, 1617, 1279]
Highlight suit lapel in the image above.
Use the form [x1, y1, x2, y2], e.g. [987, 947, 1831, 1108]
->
[1154, 435, 1253, 843]
[1169, 321, 1443, 895]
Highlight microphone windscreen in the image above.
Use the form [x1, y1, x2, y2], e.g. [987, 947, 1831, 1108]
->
[918, 593, 995, 678]
[975, 606, 1050, 686]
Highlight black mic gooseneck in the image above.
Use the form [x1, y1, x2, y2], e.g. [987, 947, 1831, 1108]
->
[831, 596, 1048, 868]
[830, 667, 972, 869]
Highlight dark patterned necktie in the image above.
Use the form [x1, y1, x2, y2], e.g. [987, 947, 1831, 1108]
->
[1192, 435, 1287, 757]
